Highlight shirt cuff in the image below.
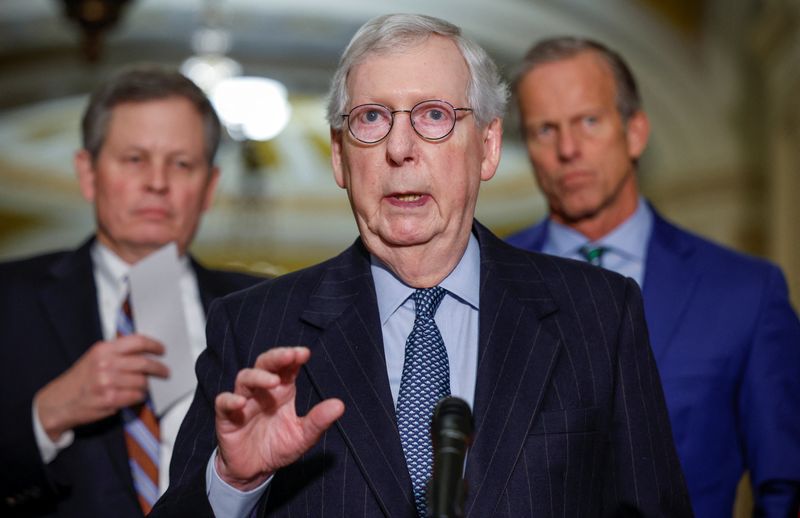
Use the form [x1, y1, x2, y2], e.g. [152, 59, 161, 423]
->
[206, 448, 271, 518]
[32, 400, 74, 464]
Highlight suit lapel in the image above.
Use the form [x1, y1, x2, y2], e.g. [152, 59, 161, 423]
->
[190, 258, 237, 313]
[465, 224, 562, 517]
[300, 242, 415, 517]
[642, 212, 699, 362]
[525, 220, 549, 252]
[39, 238, 138, 506]
[191, 259, 217, 313]
[40, 239, 104, 366]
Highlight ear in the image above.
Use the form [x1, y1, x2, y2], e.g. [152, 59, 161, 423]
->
[480, 118, 503, 182]
[201, 165, 221, 212]
[625, 110, 650, 160]
[330, 128, 347, 189]
[74, 149, 96, 202]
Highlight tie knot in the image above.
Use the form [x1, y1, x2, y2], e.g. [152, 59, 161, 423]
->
[412, 286, 446, 319]
[579, 245, 607, 267]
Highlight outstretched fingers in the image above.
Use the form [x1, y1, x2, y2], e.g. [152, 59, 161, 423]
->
[253, 347, 310, 381]
[234, 367, 281, 397]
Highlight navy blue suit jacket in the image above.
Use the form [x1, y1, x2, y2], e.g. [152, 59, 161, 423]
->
[0, 238, 260, 517]
[154, 222, 691, 517]
[506, 209, 800, 517]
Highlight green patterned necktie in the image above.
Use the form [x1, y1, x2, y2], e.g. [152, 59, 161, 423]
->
[579, 245, 608, 267]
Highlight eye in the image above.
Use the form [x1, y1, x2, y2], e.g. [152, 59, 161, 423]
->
[427, 109, 445, 121]
[534, 124, 555, 139]
[172, 157, 195, 171]
[364, 110, 381, 123]
[417, 104, 452, 124]
[583, 115, 599, 127]
[353, 105, 389, 125]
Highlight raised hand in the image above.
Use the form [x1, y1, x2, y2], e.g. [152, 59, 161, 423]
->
[214, 346, 345, 490]
[34, 335, 169, 441]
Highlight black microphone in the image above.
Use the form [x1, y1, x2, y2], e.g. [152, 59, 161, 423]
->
[428, 396, 473, 518]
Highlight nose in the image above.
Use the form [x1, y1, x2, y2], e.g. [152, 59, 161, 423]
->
[144, 161, 169, 193]
[385, 111, 417, 166]
[557, 127, 581, 162]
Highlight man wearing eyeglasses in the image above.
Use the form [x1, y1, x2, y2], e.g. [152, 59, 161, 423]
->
[153, 13, 691, 517]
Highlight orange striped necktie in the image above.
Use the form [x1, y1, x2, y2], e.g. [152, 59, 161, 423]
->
[117, 295, 160, 515]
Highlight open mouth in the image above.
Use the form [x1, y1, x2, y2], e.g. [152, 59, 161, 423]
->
[394, 193, 423, 202]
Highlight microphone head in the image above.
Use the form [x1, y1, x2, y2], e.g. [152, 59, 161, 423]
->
[429, 397, 473, 517]
[432, 396, 473, 446]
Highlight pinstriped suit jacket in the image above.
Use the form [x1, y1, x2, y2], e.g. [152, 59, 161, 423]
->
[154, 222, 692, 517]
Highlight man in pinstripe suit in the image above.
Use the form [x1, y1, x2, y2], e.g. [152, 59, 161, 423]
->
[153, 14, 692, 517]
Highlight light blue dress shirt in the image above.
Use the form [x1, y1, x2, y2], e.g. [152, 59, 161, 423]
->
[371, 232, 480, 409]
[207, 234, 482, 516]
[542, 197, 654, 287]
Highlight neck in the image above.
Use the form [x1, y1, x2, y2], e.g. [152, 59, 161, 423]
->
[366, 234, 470, 288]
[554, 181, 640, 242]
[95, 233, 183, 266]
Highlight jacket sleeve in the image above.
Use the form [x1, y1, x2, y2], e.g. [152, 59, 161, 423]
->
[739, 265, 800, 516]
[603, 278, 694, 517]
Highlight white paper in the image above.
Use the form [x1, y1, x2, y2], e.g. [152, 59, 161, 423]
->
[128, 242, 194, 416]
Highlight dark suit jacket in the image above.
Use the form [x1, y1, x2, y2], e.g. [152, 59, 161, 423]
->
[153, 222, 691, 517]
[0, 238, 260, 517]
[506, 209, 800, 517]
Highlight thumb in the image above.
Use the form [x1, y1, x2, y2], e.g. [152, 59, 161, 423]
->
[301, 399, 345, 445]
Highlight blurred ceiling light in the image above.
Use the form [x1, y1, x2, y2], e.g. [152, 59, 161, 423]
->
[211, 77, 292, 142]
[180, 3, 290, 142]
[180, 54, 242, 94]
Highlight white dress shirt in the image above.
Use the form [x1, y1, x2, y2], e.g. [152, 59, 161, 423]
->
[32, 241, 207, 497]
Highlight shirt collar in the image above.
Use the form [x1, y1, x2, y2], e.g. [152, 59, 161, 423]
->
[91, 241, 131, 297]
[545, 196, 652, 261]
[371, 233, 481, 325]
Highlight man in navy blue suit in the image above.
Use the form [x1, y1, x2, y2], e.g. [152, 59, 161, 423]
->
[506, 37, 800, 516]
[0, 67, 259, 517]
[154, 14, 692, 517]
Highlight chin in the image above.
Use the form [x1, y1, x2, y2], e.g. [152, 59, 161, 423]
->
[380, 234, 424, 247]
[132, 233, 179, 250]
[558, 198, 603, 220]
[378, 226, 435, 247]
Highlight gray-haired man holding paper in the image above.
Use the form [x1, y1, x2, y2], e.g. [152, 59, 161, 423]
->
[0, 66, 259, 517]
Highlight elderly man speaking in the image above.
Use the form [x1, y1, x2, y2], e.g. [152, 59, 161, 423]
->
[153, 14, 692, 518]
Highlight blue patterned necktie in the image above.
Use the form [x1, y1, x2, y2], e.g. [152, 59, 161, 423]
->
[117, 295, 160, 514]
[396, 286, 451, 517]
[579, 244, 608, 267]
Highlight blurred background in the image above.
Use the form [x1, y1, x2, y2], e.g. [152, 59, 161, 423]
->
[0, 1, 798, 514]
[0, 0, 797, 305]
